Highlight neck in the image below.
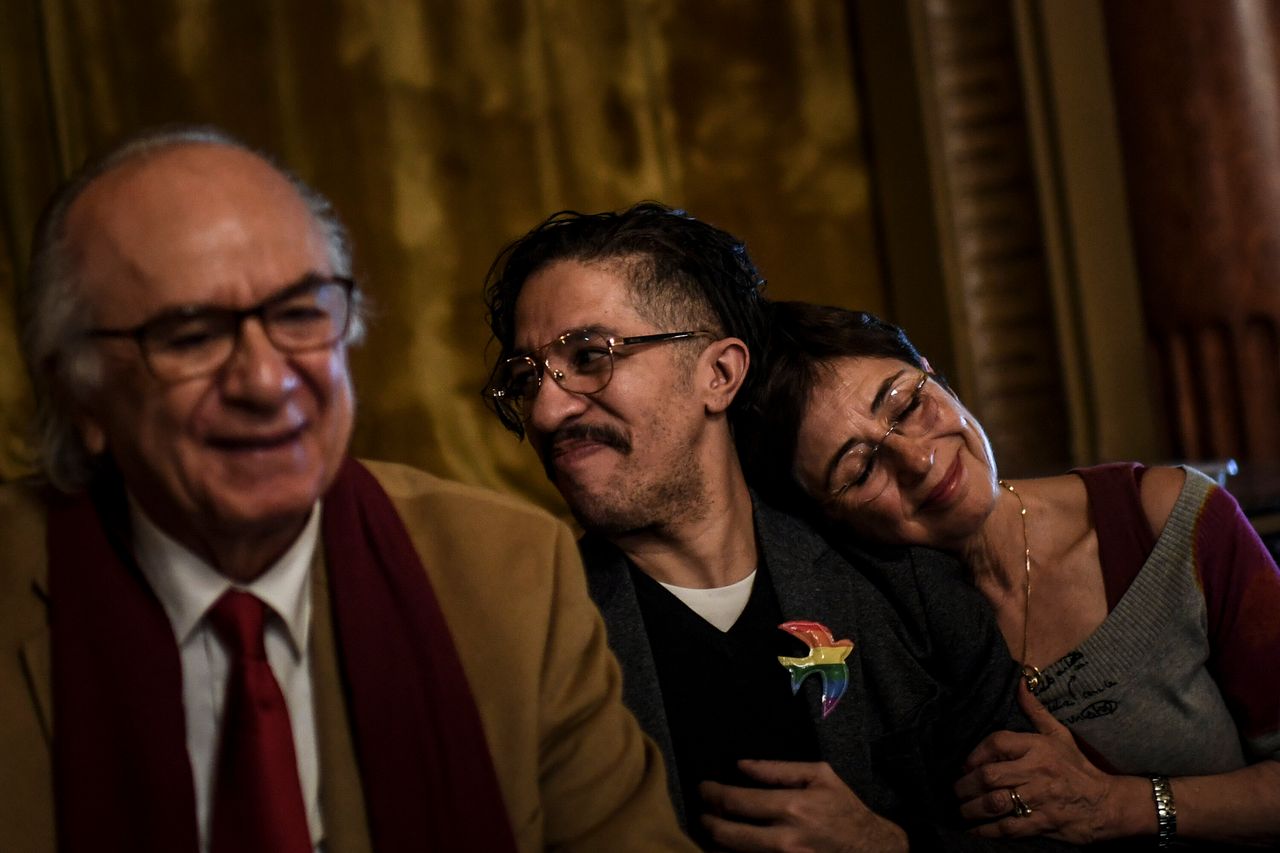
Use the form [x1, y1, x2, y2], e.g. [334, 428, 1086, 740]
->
[200, 521, 310, 582]
[613, 461, 757, 589]
[141, 502, 312, 583]
[961, 482, 1032, 594]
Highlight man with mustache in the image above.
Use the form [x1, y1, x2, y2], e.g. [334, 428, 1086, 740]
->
[0, 127, 692, 853]
[483, 204, 1075, 852]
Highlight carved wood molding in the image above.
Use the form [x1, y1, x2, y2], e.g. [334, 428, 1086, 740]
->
[1105, 0, 1280, 464]
[909, 0, 1069, 475]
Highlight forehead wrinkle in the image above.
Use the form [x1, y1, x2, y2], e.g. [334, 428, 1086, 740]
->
[805, 361, 891, 491]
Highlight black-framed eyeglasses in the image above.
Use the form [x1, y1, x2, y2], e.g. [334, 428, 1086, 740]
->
[827, 370, 933, 503]
[85, 275, 356, 382]
[488, 328, 709, 422]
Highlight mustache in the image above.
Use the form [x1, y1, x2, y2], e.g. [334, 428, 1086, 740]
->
[542, 423, 632, 478]
[551, 423, 632, 453]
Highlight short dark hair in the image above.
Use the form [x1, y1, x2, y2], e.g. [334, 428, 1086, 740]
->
[735, 301, 931, 509]
[482, 201, 767, 436]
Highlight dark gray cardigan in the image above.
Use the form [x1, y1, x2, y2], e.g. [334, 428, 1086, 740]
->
[580, 496, 1077, 851]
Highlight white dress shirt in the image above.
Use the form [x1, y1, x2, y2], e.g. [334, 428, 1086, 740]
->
[131, 498, 324, 853]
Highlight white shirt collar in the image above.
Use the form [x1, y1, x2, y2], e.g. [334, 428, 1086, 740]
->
[130, 496, 320, 657]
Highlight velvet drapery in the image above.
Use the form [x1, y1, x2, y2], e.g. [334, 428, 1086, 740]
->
[0, 0, 880, 513]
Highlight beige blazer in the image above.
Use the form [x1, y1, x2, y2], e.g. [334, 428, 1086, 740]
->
[0, 460, 693, 852]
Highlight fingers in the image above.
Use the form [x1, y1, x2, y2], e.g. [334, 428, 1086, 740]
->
[1017, 680, 1068, 738]
[958, 783, 1023, 822]
[700, 771, 896, 852]
[969, 808, 1047, 840]
[954, 754, 1031, 805]
[961, 729, 1035, 773]
[700, 812, 781, 853]
[958, 786, 1046, 837]
[700, 780, 797, 823]
[734, 759, 831, 789]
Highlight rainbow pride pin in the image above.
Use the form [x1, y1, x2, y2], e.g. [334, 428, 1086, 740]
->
[777, 621, 854, 719]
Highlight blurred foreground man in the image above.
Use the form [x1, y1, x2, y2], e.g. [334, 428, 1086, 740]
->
[0, 127, 691, 853]
[483, 204, 1076, 852]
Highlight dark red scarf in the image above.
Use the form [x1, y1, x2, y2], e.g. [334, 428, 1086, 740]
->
[49, 458, 517, 852]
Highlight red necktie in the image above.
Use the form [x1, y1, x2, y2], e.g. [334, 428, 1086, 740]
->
[207, 590, 312, 853]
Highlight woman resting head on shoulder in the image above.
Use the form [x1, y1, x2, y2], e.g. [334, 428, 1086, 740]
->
[737, 300, 1280, 848]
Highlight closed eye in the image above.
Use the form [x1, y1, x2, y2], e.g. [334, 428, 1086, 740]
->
[271, 305, 329, 324]
[162, 330, 221, 352]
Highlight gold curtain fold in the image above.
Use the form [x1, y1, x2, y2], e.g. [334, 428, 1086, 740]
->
[0, 0, 880, 514]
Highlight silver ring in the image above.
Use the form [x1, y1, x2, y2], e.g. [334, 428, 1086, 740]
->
[1009, 788, 1033, 818]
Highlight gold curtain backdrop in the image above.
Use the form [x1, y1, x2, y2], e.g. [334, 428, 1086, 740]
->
[0, 0, 881, 515]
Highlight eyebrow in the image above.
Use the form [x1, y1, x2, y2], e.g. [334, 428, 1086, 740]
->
[820, 368, 908, 492]
[515, 324, 612, 357]
[150, 272, 331, 322]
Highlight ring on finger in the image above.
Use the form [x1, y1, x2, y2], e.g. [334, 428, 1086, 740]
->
[1008, 788, 1033, 818]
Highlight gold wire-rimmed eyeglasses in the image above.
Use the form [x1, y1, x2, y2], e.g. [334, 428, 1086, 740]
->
[488, 327, 710, 422]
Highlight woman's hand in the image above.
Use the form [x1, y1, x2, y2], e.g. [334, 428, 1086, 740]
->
[953, 682, 1150, 844]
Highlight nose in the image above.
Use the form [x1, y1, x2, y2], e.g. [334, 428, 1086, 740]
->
[883, 431, 934, 484]
[219, 318, 299, 408]
[525, 370, 590, 437]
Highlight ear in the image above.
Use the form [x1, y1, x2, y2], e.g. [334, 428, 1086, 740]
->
[699, 337, 750, 415]
[74, 410, 107, 456]
[921, 355, 933, 374]
[63, 377, 108, 458]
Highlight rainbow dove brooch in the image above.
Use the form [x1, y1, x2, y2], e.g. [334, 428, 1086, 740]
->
[776, 620, 854, 718]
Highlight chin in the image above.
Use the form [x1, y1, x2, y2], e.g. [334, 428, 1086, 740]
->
[207, 503, 316, 545]
[567, 500, 653, 538]
[208, 470, 330, 528]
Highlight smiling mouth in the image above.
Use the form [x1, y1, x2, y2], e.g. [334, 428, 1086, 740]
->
[551, 437, 609, 458]
[919, 453, 963, 512]
[541, 424, 630, 481]
[207, 425, 306, 452]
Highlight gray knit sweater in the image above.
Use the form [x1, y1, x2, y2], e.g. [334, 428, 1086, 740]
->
[1035, 466, 1280, 774]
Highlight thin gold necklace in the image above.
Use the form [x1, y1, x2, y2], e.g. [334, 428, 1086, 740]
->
[997, 479, 1043, 693]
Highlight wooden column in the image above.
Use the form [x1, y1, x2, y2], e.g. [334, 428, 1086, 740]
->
[907, 0, 1072, 476]
[1104, 0, 1280, 464]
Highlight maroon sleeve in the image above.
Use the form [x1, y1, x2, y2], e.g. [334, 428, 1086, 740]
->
[1075, 462, 1155, 611]
[1196, 484, 1280, 756]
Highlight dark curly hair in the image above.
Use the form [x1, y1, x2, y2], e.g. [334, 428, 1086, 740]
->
[735, 301, 935, 511]
[482, 202, 767, 437]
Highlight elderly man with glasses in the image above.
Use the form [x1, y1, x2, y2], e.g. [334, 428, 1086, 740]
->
[483, 203, 1078, 852]
[0, 127, 693, 853]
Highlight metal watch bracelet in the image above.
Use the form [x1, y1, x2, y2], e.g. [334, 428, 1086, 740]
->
[1151, 775, 1177, 848]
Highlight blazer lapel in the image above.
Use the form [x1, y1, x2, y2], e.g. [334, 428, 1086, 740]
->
[752, 498, 868, 790]
[18, 578, 53, 746]
[579, 535, 686, 827]
[309, 548, 374, 853]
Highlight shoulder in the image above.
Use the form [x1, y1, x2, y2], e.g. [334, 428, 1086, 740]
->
[1069, 462, 1186, 539]
[357, 460, 578, 609]
[0, 479, 52, 592]
[0, 478, 49, 528]
[360, 459, 566, 543]
[356, 461, 585, 647]
[832, 532, 990, 634]
[1138, 465, 1187, 540]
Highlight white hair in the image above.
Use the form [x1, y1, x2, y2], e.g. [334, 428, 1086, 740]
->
[19, 124, 366, 491]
